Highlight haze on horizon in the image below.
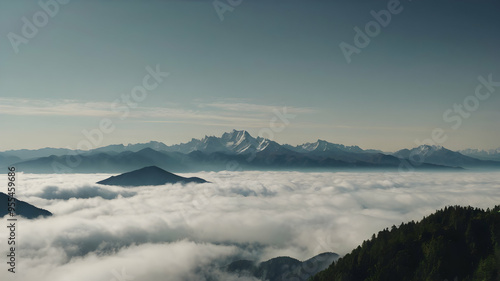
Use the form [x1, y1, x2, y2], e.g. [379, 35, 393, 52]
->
[1, 0, 499, 152]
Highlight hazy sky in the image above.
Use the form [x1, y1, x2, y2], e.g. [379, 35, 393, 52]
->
[1, 0, 499, 151]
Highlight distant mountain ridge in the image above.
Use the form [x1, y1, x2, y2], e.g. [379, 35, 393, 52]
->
[459, 147, 500, 161]
[1, 130, 498, 173]
[225, 252, 339, 281]
[394, 145, 500, 168]
[285, 140, 364, 154]
[88, 141, 169, 155]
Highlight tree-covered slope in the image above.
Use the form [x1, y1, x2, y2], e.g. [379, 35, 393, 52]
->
[310, 206, 500, 281]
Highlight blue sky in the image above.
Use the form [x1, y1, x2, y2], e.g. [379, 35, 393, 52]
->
[1, 0, 499, 151]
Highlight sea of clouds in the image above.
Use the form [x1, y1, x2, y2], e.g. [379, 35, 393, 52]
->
[2, 170, 500, 281]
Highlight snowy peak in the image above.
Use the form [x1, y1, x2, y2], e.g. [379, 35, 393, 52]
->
[394, 145, 446, 158]
[166, 130, 267, 155]
[294, 139, 364, 153]
[458, 147, 500, 161]
[255, 138, 292, 154]
[221, 129, 252, 143]
[415, 145, 444, 156]
[221, 130, 260, 154]
[166, 130, 293, 155]
[459, 147, 500, 155]
[392, 145, 498, 168]
[198, 136, 229, 154]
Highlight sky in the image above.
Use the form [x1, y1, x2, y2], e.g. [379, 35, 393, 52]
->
[1, 0, 499, 151]
[2, 171, 500, 280]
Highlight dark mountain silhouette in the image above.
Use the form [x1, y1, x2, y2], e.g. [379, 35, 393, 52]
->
[96, 166, 207, 186]
[0, 192, 52, 219]
[310, 205, 500, 281]
[226, 252, 339, 281]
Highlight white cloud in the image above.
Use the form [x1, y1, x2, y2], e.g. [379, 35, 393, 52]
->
[1, 171, 500, 280]
[0, 98, 316, 128]
[204, 102, 317, 114]
[0, 98, 117, 117]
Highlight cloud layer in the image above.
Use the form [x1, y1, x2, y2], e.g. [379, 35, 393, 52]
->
[0, 97, 315, 129]
[2, 171, 500, 280]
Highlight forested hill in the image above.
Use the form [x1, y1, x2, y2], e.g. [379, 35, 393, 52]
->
[310, 205, 500, 281]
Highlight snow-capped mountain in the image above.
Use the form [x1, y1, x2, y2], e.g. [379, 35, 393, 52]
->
[165, 130, 249, 154]
[165, 130, 293, 155]
[221, 130, 260, 154]
[393, 145, 490, 168]
[255, 138, 295, 155]
[394, 145, 443, 158]
[287, 139, 365, 154]
[459, 148, 500, 161]
[197, 136, 232, 154]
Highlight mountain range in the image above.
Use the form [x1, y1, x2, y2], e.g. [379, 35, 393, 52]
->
[1, 130, 498, 173]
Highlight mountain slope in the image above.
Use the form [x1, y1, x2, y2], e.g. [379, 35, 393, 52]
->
[310, 205, 500, 281]
[97, 166, 207, 186]
[0, 192, 52, 219]
[226, 252, 339, 281]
